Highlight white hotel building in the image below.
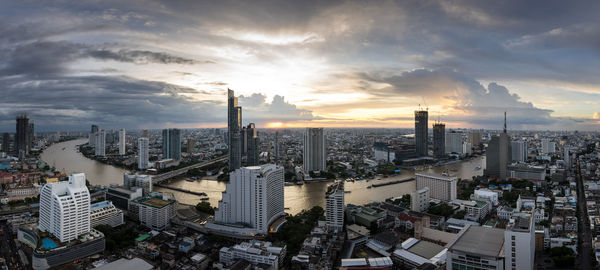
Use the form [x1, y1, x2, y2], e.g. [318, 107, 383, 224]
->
[416, 173, 457, 202]
[138, 137, 149, 170]
[209, 164, 285, 236]
[326, 181, 344, 232]
[38, 173, 91, 243]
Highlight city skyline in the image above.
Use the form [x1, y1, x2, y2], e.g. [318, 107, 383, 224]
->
[1, 1, 600, 132]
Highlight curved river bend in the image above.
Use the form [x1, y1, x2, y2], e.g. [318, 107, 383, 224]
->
[41, 139, 486, 214]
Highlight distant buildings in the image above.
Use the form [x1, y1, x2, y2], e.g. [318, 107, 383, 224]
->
[162, 128, 181, 160]
[124, 173, 153, 196]
[138, 137, 149, 170]
[541, 138, 556, 154]
[129, 193, 177, 230]
[89, 124, 99, 146]
[411, 187, 430, 212]
[507, 164, 546, 182]
[95, 129, 106, 156]
[433, 122, 445, 158]
[38, 173, 91, 243]
[304, 128, 326, 173]
[2, 132, 10, 153]
[228, 89, 242, 171]
[416, 173, 456, 201]
[209, 164, 285, 236]
[511, 140, 527, 162]
[326, 181, 344, 232]
[118, 129, 126, 155]
[485, 112, 511, 179]
[414, 110, 428, 156]
[467, 132, 482, 149]
[373, 142, 396, 164]
[90, 200, 124, 228]
[219, 241, 286, 270]
[445, 132, 463, 154]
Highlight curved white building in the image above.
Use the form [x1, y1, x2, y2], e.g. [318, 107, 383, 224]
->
[38, 173, 91, 243]
[211, 164, 284, 236]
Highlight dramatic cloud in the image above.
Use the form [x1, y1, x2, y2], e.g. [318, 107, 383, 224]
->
[1, 0, 599, 130]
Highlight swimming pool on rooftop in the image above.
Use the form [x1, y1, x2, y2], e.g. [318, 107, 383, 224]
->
[41, 238, 58, 249]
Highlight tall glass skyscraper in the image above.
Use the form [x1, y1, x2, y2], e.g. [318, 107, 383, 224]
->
[15, 114, 30, 157]
[228, 89, 242, 171]
[414, 110, 428, 156]
[304, 128, 326, 173]
[162, 128, 181, 160]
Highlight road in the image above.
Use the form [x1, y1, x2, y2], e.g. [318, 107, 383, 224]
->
[576, 159, 592, 270]
[0, 222, 23, 270]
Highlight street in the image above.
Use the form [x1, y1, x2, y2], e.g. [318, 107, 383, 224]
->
[0, 221, 23, 270]
[576, 159, 593, 270]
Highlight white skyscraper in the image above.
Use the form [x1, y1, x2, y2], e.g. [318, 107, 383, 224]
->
[326, 181, 344, 232]
[212, 164, 285, 235]
[445, 132, 463, 154]
[304, 128, 326, 173]
[118, 129, 126, 155]
[564, 147, 570, 167]
[38, 173, 91, 243]
[138, 137, 149, 170]
[416, 173, 457, 201]
[94, 130, 106, 156]
[511, 140, 527, 162]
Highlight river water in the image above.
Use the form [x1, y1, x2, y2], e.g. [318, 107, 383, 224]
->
[41, 139, 486, 215]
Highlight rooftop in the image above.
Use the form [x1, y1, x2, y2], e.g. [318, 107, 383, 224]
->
[90, 200, 112, 212]
[407, 240, 445, 259]
[415, 172, 457, 180]
[449, 225, 505, 257]
[138, 197, 174, 208]
[93, 258, 153, 270]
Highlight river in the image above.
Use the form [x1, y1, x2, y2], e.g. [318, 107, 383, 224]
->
[41, 139, 486, 215]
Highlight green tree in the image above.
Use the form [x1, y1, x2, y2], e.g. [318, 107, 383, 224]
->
[196, 201, 215, 215]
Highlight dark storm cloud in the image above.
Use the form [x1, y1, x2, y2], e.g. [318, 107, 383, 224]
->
[88, 49, 214, 65]
[0, 75, 221, 131]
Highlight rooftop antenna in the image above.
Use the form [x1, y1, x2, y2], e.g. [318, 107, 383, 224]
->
[422, 97, 429, 111]
[503, 111, 507, 133]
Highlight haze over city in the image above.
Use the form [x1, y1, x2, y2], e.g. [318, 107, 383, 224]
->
[1, 0, 600, 131]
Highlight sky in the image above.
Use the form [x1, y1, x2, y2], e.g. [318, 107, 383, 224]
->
[1, 0, 600, 132]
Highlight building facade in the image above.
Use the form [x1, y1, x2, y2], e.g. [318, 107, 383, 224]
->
[304, 128, 326, 173]
[38, 173, 91, 243]
[162, 128, 181, 160]
[228, 89, 242, 171]
[246, 123, 260, 166]
[411, 187, 430, 212]
[16, 114, 30, 157]
[416, 173, 456, 201]
[138, 137, 149, 170]
[504, 213, 535, 270]
[129, 193, 177, 231]
[445, 132, 463, 154]
[326, 181, 344, 232]
[220, 241, 286, 270]
[433, 122, 445, 158]
[414, 110, 428, 157]
[123, 173, 153, 196]
[90, 200, 124, 228]
[511, 140, 527, 162]
[212, 164, 285, 235]
[95, 130, 106, 156]
[118, 129, 126, 155]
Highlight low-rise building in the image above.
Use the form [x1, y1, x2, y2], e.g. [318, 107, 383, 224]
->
[129, 192, 177, 230]
[90, 200, 124, 228]
[220, 241, 286, 270]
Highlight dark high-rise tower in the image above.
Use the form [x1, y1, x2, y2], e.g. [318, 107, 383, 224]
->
[162, 128, 181, 160]
[15, 114, 30, 157]
[246, 123, 259, 166]
[2, 133, 10, 153]
[28, 121, 34, 151]
[485, 112, 512, 179]
[228, 89, 242, 171]
[414, 110, 428, 156]
[274, 131, 279, 164]
[433, 122, 445, 158]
